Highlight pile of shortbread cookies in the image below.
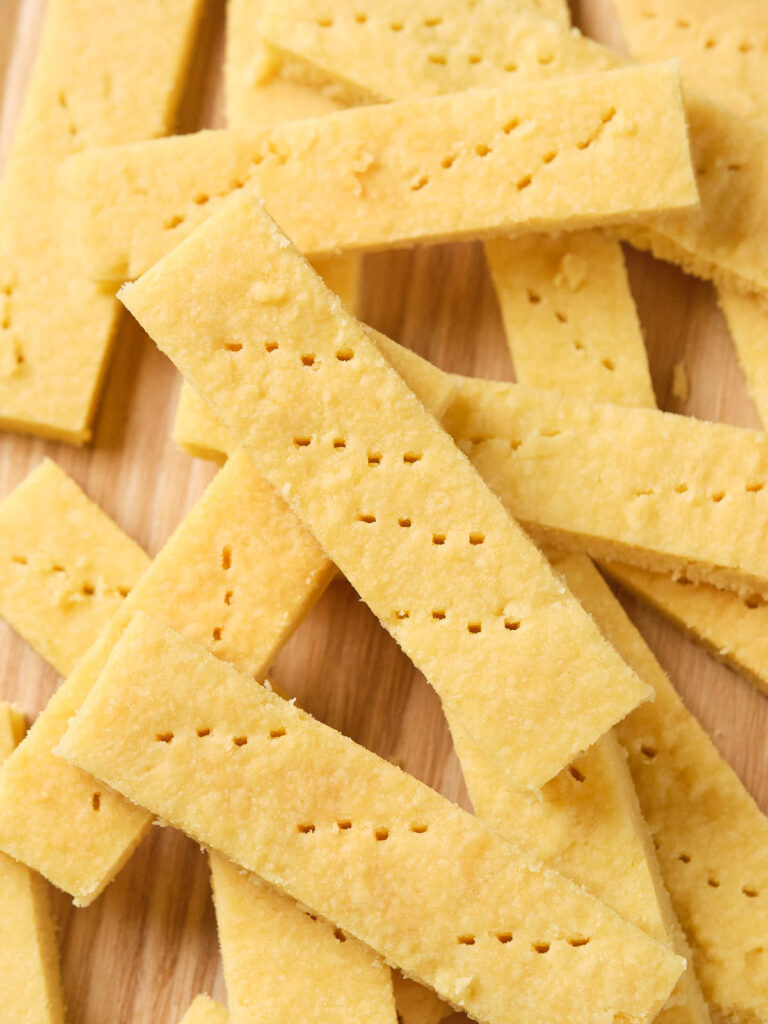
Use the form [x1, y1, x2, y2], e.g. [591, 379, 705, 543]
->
[0, 1, 767, 1022]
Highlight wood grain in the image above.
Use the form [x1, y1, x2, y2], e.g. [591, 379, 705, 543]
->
[0, 1, 765, 1021]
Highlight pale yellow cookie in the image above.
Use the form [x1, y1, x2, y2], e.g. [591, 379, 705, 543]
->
[486, 231, 655, 407]
[0, 703, 65, 1024]
[0, 0, 206, 442]
[0, 459, 149, 675]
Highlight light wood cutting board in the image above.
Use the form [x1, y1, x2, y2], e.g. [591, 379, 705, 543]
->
[0, 1, 765, 1021]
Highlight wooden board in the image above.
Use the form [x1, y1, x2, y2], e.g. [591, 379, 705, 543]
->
[0, 1, 766, 1021]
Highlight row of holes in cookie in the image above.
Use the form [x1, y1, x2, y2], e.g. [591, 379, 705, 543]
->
[164, 102, 614, 229]
[0, 282, 21, 363]
[57, 90, 80, 139]
[640, 747, 761, 898]
[293, 438, 421, 467]
[409, 107, 616, 194]
[314, 12, 559, 71]
[10, 555, 131, 597]
[303, 910, 349, 943]
[524, 289, 617, 370]
[0, 288, 24, 366]
[156, 725, 287, 745]
[391, 609, 521, 633]
[355, 516, 485, 546]
[210, 545, 235, 645]
[457, 933, 590, 951]
[165, 129, 348, 231]
[223, 342, 355, 362]
[639, 10, 758, 52]
[296, 820, 428, 837]
[675, 853, 761, 898]
[632, 481, 765, 501]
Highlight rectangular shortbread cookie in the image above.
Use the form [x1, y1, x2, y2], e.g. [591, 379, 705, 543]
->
[0, 0, 206, 442]
[121, 191, 652, 792]
[177, 995, 228, 1024]
[0, 703, 65, 1024]
[552, 553, 768, 1024]
[443, 376, 768, 599]
[485, 232, 655, 407]
[211, 853, 397, 1024]
[58, 613, 685, 1024]
[258, 0, 768, 299]
[0, 459, 150, 675]
[0, 449, 333, 904]
[61, 63, 697, 281]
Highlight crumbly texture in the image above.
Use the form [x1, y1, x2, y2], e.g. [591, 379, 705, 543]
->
[450, 688, 706, 1024]
[0, 0, 206, 443]
[59, 613, 684, 1024]
[549, 555, 768, 1024]
[258, 0, 584, 104]
[0, 703, 65, 1024]
[0, 459, 150, 675]
[211, 853, 397, 1024]
[485, 232, 655, 407]
[62, 63, 696, 282]
[610, 0, 768, 129]
[122, 193, 651, 792]
[177, 995, 228, 1024]
[443, 375, 768, 598]
[0, 449, 334, 904]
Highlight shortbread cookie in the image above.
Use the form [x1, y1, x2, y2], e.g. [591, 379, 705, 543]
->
[61, 64, 696, 281]
[0, 0, 206, 442]
[122, 192, 652, 792]
[0, 460, 149, 675]
[0, 703, 65, 1024]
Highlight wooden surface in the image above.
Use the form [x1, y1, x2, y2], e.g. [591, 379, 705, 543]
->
[0, 1, 766, 1021]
